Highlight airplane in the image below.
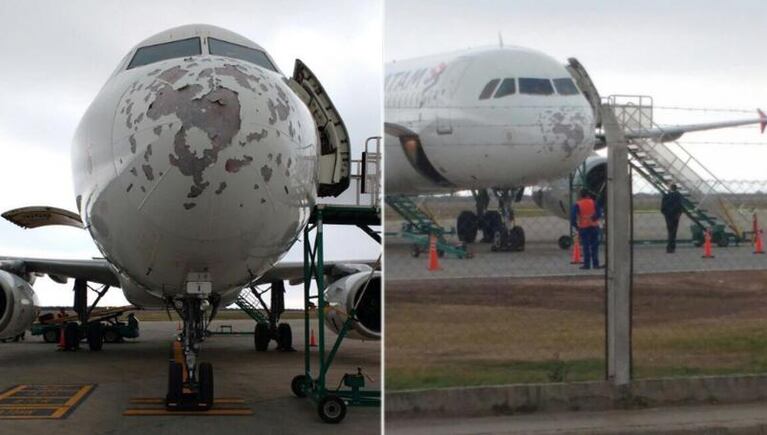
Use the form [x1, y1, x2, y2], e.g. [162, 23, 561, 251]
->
[384, 46, 767, 250]
[0, 24, 381, 410]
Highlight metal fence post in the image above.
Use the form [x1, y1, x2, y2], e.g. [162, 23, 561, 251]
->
[603, 105, 632, 386]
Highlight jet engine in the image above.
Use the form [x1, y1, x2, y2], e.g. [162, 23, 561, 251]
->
[532, 154, 607, 220]
[324, 267, 381, 341]
[0, 270, 40, 339]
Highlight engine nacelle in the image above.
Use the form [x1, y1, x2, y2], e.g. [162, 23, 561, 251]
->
[324, 270, 381, 341]
[532, 154, 607, 220]
[0, 270, 40, 339]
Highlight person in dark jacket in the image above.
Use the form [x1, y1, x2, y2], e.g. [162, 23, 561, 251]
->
[661, 184, 684, 253]
[570, 190, 603, 269]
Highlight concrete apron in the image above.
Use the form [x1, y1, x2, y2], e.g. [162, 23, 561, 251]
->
[386, 374, 767, 419]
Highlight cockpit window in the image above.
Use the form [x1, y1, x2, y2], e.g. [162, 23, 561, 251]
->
[553, 78, 579, 95]
[479, 79, 500, 100]
[208, 37, 277, 72]
[127, 37, 201, 69]
[493, 78, 516, 98]
[519, 78, 554, 95]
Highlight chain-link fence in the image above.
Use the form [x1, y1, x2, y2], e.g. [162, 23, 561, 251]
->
[385, 102, 767, 391]
[385, 191, 608, 391]
[631, 175, 767, 379]
[385, 177, 767, 391]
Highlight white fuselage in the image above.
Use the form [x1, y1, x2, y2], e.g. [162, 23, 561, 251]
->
[72, 29, 318, 307]
[385, 47, 595, 194]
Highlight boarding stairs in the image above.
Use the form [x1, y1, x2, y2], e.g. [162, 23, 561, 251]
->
[385, 195, 469, 258]
[608, 95, 752, 243]
[234, 287, 268, 324]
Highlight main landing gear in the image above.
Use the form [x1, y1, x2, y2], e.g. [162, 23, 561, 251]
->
[249, 281, 294, 352]
[165, 296, 216, 411]
[455, 188, 526, 252]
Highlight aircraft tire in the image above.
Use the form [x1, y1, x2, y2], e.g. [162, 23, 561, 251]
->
[166, 362, 183, 404]
[481, 211, 502, 243]
[277, 323, 293, 351]
[198, 362, 214, 409]
[509, 226, 526, 251]
[86, 322, 104, 351]
[254, 323, 270, 351]
[64, 322, 79, 351]
[456, 211, 478, 243]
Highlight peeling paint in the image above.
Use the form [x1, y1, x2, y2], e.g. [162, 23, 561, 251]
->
[267, 98, 289, 124]
[188, 185, 205, 198]
[153, 125, 162, 135]
[143, 144, 153, 162]
[215, 181, 227, 194]
[275, 154, 282, 166]
[129, 135, 137, 153]
[214, 64, 261, 91]
[130, 167, 138, 177]
[183, 202, 196, 210]
[142, 164, 154, 181]
[224, 156, 253, 173]
[245, 128, 268, 142]
[146, 80, 242, 202]
[158, 66, 189, 84]
[260, 165, 272, 182]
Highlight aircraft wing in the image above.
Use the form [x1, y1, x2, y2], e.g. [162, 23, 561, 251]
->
[0, 257, 118, 286]
[255, 260, 380, 286]
[595, 109, 767, 148]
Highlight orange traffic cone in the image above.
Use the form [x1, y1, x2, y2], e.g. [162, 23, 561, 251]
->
[755, 230, 765, 254]
[570, 233, 582, 264]
[427, 234, 441, 271]
[702, 228, 714, 259]
[309, 328, 317, 347]
[57, 326, 65, 350]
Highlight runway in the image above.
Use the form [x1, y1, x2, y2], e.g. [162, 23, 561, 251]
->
[0, 319, 380, 434]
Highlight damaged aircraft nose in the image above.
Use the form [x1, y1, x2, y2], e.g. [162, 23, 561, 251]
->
[110, 56, 316, 220]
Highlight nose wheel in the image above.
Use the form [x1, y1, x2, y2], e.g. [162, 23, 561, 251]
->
[165, 297, 215, 411]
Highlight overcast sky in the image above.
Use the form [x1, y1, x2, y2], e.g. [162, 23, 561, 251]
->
[0, 0, 381, 307]
[386, 0, 767, 180]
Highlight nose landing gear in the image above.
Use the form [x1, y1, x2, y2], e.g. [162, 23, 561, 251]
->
[165, 297, 215, 411]
[456, 188, 526, 251]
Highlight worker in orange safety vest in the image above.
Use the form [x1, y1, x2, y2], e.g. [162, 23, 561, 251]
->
[570, 189, 603, 270]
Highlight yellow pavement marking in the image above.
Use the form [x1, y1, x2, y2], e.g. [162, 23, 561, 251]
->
[0, 385, 26, 401]
[63, 385, 94, 407]
[123, 408, 253, 416]
[130, 397, 245, 404]
[0, 385, 94, 420]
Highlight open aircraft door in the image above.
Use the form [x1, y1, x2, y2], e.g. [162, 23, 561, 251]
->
[288, 60, 351, 197]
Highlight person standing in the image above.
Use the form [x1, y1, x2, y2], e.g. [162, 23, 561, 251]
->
[661, 183, 684, 253]
[571, 190, 603, 269]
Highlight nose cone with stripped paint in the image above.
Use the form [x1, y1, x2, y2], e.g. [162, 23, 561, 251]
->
[72, 25, 318, 298]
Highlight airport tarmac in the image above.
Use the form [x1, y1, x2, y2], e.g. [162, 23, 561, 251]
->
[0, 319, 380, 434]
[386, 240, 767, 281]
